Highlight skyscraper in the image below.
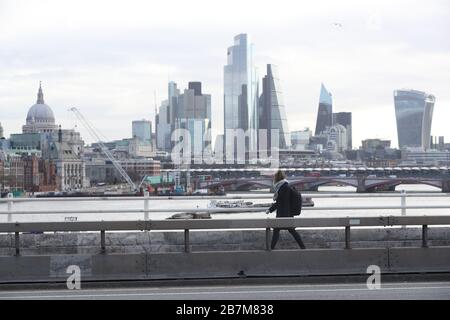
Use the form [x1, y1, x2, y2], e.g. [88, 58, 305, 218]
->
[188, 82, 202, 96]
[290, 128, 312, 150]
[258, 64, 290, 150]
[168, 81, 180, 125]
[178, 82, 211, 120]
[156, 82, 180, 152]
[314, 83, 333, 136]
[156, 99, 171, 152]
[224, 33, 259, 156]
[394, 89, 435, 150]
[325, 124, 348, 153]
[132, 120, 152, 143]
[175, 82, 212, 159]
[332, 112, 352, 149]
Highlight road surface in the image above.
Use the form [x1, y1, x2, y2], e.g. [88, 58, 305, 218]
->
[0, 282, 449, 300]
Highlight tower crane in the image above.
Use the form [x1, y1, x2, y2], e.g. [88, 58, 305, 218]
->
[69, 107, 138, 192]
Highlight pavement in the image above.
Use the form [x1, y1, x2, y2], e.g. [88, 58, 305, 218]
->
[1, 281, 449, 300]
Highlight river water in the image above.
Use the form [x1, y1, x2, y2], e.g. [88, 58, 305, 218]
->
[0, 184, 449, 223]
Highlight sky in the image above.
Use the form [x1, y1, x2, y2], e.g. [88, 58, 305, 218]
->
[0, 0, 449, 148]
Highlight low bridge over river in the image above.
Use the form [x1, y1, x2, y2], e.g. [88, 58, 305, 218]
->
[200, 176, 450, 192]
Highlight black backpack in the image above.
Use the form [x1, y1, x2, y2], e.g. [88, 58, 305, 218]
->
[289, 185, 302, 216]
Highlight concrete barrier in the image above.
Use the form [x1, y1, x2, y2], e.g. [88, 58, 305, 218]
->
[0, 228, 450, 283]
[389, 247, 450, 273]
[0, 254, 147, 282]
[1, 247, 450, 283]
[147, 249, 389, 279]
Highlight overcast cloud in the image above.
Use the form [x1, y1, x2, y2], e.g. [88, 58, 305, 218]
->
[0, 0, 449, 147]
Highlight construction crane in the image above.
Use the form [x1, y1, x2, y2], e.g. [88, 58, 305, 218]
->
[69, 107, 138, 192]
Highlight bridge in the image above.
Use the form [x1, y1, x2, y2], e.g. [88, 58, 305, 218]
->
[200, 176, 450, 192]
[1, 214, 450, 281]
[1, 194, 450, 299]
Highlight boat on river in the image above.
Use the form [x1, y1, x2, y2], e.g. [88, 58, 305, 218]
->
[207, 197, 314, 212]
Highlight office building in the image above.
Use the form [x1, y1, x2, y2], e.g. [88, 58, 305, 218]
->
[394, 89, 435, 150]
[168, 81, 180, 126]
[325, 124, 347, 153]
[156, 81, 212, 161]
[156, 82, 181, 153]
[332, 112, 352, 149]
[401, 149, 450, 166]
[314, 83, 333, 136]
[439, 136, 445, 151]
[224, 33, 259, 156]
[361, 139, 391, 150]
[258, 64, 290, 151]
[291, 128, 312, 150]
[156, 99, 171, 152]
[132, 120, 152, 144]
[85, 157, 161, 185]
[174, 82, 212, 159]
[177, 82, 211, 120]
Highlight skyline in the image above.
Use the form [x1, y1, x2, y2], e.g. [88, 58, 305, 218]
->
[0, 0, 449, 148]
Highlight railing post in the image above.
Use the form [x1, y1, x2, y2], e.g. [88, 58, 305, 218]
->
[422, 225, 428, 248]
[15, 232, 20, 256]
[401, 190, 406, 216]
[345, 226, 351, 249]
[100, 230, 106, 253]
[184, 229, 190, 253]
[265, 228, 271, 251]
[144, 190, 149, 221]
[401, 190, 407, 228]
[7, 193, 13, 223]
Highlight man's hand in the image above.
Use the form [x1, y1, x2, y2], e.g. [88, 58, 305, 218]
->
[265, 209, 270, 215]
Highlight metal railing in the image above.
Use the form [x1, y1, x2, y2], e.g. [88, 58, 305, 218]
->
[3, 205, 450, 216]
[1, 215, 450, 255]
[1, 191, 450, 222]
[2, 191, 450, 202]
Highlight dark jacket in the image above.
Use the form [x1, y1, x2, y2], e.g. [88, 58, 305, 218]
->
[268, 182, 292, 217]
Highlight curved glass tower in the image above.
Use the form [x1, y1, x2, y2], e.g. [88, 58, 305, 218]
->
[314, 83, 333, 136]
[394, 89, 435, 150]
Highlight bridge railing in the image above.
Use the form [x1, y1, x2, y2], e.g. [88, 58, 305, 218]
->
[1, 215, 450, 255]
[1, 191, 450, 202]
[1, 191, 450, 222]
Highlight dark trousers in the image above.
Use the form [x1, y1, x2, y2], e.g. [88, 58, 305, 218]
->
[271, 228, 306, 249]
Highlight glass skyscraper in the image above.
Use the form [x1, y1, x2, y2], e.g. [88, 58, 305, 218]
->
[156, 82, 181, 152]
[314, 83, 333, 136]
[258, 64, 290, 150]
[332, 112, 352, 150]
[224, 33, 259, 155]
[394, 89, 435, 150]
[132, 120, 152, 143]
[156, 99, 172, 152]
[174, 82, 212, 160]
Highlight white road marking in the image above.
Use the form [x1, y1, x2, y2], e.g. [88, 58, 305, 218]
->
[1, 281, 447, 295]
[1, 285, 449, 299]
